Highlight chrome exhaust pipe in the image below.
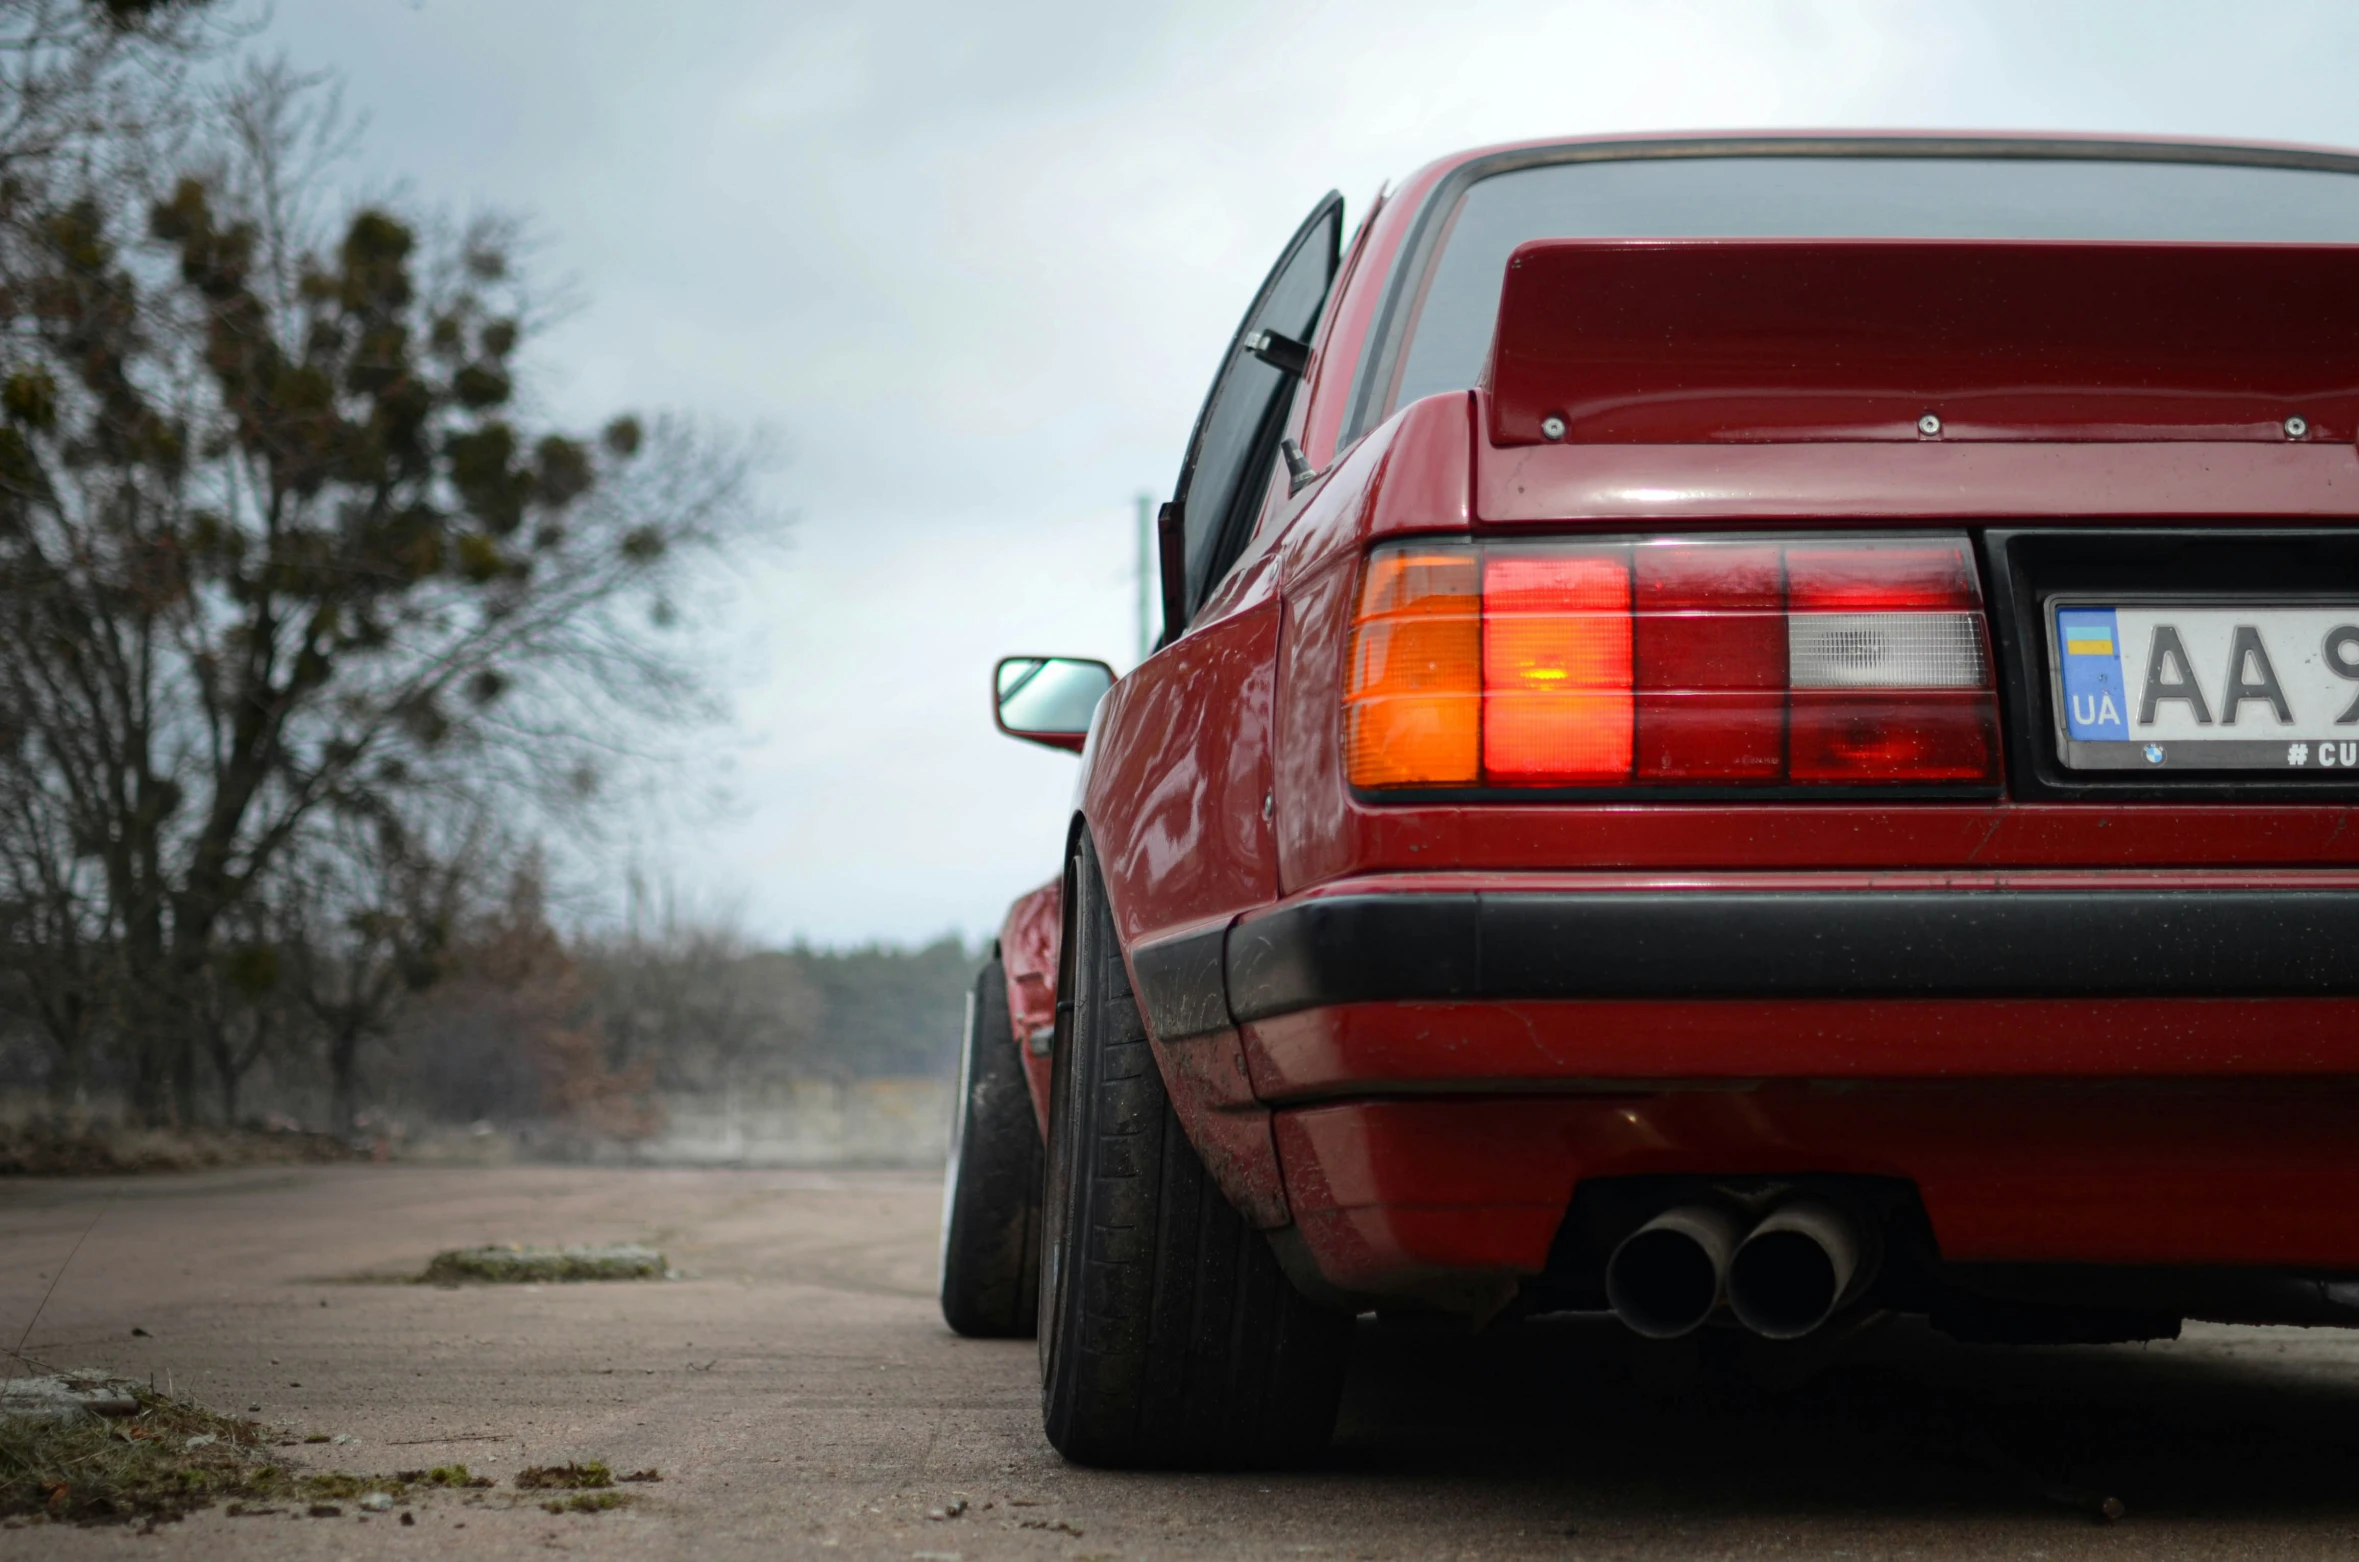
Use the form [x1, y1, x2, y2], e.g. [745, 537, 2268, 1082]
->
[1727, 1200, 1866, 1340]
[1605, 1205, 1738, 1339]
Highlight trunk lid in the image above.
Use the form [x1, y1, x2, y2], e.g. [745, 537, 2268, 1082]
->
[1482, 238, 2359, 448]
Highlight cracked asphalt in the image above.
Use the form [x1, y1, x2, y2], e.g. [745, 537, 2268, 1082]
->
[9, 1164, 2359, 1559]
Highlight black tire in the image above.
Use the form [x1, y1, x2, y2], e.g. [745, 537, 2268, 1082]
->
[1038, 835, 1352, 1468]
[939, 954, 1042, 1337]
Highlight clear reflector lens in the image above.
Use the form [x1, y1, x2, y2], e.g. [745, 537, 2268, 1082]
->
[1788, 613, 1987, 689]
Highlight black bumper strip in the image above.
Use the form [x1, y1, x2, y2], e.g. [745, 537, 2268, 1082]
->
[1129, 925, 1235, 1042]
[1204, 890, 2359, 1024]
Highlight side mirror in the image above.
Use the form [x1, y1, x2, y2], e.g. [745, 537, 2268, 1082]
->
[994, 656, 1116, 753]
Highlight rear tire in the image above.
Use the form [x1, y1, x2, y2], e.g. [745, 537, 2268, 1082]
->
[939, 955, 1042, 1337]
[1038, 835, 1352, 1468]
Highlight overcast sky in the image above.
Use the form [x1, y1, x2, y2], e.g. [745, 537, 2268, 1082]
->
[260, 0, 2359, 947]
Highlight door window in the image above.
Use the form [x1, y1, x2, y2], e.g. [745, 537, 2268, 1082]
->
[1166, 193, 1343, 636]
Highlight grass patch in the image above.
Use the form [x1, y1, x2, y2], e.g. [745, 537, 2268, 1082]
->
[0, 1385, 392, 1527]
[421, 1244, 666, 1284]
[1, 1383, 266, 1525]
[515, 1460, 611, 1490]
[2, 1366, 639, 1528]
[518, 1462, 640, 1515]
[0, 1382, 522, 1529]
[541, 1490, 628, 1513]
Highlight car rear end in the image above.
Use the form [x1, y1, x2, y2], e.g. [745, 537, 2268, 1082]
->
[1243, 138, 2359, 1341]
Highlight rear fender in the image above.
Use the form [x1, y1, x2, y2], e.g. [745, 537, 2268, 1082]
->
[1074, 547, 1290, 1229]
[1064, 396, 1475, 1231]
[996, 878, 1062, 1137]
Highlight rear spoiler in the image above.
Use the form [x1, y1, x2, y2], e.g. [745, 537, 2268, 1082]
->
[1483, 238, 2359, 446]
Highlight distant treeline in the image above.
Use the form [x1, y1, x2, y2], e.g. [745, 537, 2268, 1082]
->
[576, 918, 979, 1099]
[1, 887, 979, 1134]
[744, 940, 978, 1080]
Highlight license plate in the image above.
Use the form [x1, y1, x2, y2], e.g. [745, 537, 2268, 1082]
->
[2052, 601, 2359, 770]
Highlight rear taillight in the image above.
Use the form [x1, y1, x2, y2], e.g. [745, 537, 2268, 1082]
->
[1344, 535, 1999, 790]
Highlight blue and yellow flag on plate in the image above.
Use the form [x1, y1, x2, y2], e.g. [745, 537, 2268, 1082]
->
[2057, 607, 2128, 740]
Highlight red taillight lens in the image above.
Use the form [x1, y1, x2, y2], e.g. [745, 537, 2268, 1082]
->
[1785, 540, 1981, 613]
[1344, 534, 2000, 791]
[1634, 542, 1785, 782]
[1790, 691, 1995, 781]
[1482, 551, 1633, 782]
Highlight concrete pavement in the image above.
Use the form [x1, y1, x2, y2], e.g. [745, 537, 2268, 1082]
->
[8, 1164, 2359, 1559]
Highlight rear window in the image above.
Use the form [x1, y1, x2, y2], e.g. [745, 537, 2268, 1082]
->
[1389, 155, 2359, 416]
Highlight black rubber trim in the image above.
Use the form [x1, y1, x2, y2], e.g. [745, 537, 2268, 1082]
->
[1129, 925, 1234, 1041]
[1229, 894, 1480, 1011]
[1221, 890, 2359, 1021]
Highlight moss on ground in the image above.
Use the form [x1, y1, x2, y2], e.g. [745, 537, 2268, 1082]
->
[1, 1383, 627, 1528]
[515, 1460, 612, 1490]
[542, 1490, 627, 1513]
[0, 1386, 358, 1526]
[421, 1244, 666, 1283]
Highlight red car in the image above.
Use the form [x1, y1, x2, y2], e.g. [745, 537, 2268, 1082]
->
[940, 131, 2359, 1469]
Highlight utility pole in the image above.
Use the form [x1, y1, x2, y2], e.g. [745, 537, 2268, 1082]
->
[1136, 492, 1155, 664]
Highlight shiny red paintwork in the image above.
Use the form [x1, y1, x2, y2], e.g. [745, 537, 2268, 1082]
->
[1014, 133, 2359, 1312]
[1478, 438, 2359, 524]
[1488, 239, 2359, 445]
[1243, 982, 2359, 1098]
[1074, 500, 1296, 1229]
[1278, 394, 2359, 887]
[1297, 127, 2359, 467]
[997, 878, 1060, 1133]
[1275, 1084, 2359, 1311]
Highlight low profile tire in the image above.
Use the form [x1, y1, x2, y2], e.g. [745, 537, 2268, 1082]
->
[939, 954, 1042, 1337]
[1038, 836, 1352, 1468]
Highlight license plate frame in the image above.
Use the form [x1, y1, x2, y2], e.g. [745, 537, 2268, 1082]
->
[2046, 593, 2359, 772]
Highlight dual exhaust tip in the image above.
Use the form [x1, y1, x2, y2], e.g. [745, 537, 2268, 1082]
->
[1605, 1199, 1869, 1341]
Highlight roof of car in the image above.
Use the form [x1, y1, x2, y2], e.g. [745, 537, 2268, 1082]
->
[1410, 129, 2359, 186]
[1316, 130, 2359, 456]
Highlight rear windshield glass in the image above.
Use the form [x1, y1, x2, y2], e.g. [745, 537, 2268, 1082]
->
[1390, 155, 2359, 414]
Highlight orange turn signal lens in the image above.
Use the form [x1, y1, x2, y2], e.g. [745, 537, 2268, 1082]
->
[1345, 547, 1479, 787]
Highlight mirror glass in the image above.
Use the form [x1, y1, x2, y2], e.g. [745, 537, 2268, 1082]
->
[995, 656, 1116, 750]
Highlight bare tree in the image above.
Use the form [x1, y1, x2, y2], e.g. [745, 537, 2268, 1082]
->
[0, 1, 231, 178]
[190, 892, 284, 1123]
[0, 61, 753, 1121]
[388, 849, 659, 1140]
[0, 763, 112, 1104]
[271, 801, 489, 1131]
[581, 878, 821, 1095]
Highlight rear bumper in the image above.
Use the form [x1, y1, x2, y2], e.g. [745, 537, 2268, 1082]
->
[1276, 1084, 2359, 1305]
[1125, 875, 2359, 1307]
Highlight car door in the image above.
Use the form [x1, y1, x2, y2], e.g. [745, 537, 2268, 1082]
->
[1088, 191, 1348, 952]
[1161, 191, 1345, 642]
